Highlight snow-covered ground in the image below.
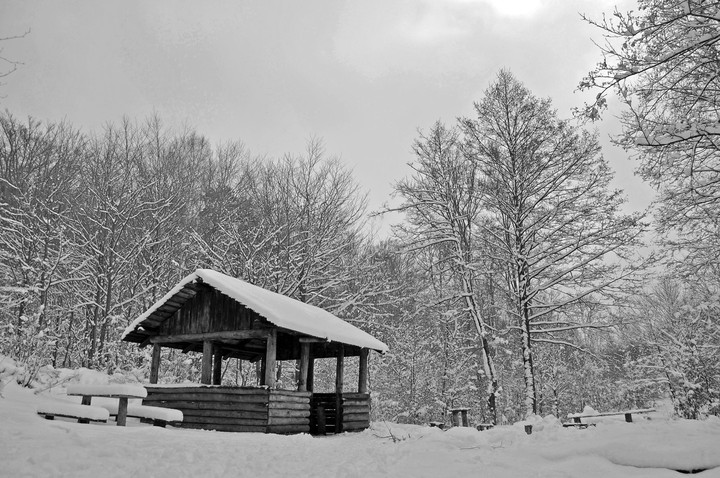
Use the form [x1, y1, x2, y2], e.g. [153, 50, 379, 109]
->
[1, 381, 719, 478]
[1, 356, 719, 477]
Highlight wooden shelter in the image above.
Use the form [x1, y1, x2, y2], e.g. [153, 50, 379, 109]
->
[122, 269, 388, 434]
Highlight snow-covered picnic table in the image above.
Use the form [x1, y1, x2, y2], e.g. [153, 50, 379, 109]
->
[566, 407, 656, 426]
[66, 384, 147, 426]
[449, 407, 471, 427]
[36, 399, 110, 423]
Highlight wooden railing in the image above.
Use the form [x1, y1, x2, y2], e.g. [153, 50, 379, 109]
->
[310, 392, 370, 434]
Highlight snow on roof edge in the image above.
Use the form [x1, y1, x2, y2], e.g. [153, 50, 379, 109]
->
[121, 271, 199, 340]
[121, 269, 389, 353]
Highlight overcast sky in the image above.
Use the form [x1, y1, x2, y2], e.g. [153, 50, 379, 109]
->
[1, 0, 654, 234]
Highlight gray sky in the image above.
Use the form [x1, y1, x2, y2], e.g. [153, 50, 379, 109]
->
[1, 0, 654, 235]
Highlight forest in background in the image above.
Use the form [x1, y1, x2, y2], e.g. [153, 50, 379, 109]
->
[2, 0, 719, 426]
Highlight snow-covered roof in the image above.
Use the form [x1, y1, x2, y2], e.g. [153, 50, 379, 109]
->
[122, 269, 388, 353]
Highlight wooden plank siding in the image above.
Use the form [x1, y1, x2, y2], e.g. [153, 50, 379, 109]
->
[160, 285, 260, 337]
[144, 386, 311, 434]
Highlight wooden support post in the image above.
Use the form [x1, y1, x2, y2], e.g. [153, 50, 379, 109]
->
[451, 410, 460, 427]
[358, 348, 369, 394]
[449, 408, 470, 427]
[307, 349, 315, 392]
[212, 344, 223, 385]
[79, 395, 91, 424]
[257, 360, 264, 386]
[201, 340, 213, 385]
[336, 345, 344, 433]
[316, 404, 326, 435]
[117, 397, 129, 426]
[150, 344, 161, 384]
[264, 330, 277, 388]
[298, 342, 310, 392]
[336, 345, 345, 393]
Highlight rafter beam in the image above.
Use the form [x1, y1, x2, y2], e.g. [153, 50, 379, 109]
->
[149, 329, 271, 344]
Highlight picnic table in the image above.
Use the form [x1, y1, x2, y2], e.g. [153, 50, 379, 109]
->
[449, 407, 470, 427]
[566, 408, 656, 425]
[66, 384, 147, 426]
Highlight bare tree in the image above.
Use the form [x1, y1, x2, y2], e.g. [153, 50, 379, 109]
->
[0, 113, 85, 367]
[579, 0, 720, 273]
[462, 70, 647, 417]
[70, 119, 189, 367]
[0, 30, 27, 94]
[391, 122, 500, 423]
[627, 279, 720, 418]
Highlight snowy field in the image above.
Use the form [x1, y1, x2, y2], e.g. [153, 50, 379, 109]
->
[1, 379, 719, 478]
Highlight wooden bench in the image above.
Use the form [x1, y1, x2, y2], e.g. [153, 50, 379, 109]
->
[37, 400, 109, 424]
[476, 423, 494, 431]
[567, 408, 656, 425]
[66, 384, 147, 426]
[562, 422, 596, 429]
[429, 421, 445, 430]
[99, 401, 183, 428]
[449, 407, 470, 427]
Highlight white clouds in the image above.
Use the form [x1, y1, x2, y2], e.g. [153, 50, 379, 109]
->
[0, 0, 647, 218]
[332, 0, 569, 80]
[437, 0, 545, 17]
[397, 2, 478, 43]
[479, 0, 544, 17]
[332, 0, 491, 79]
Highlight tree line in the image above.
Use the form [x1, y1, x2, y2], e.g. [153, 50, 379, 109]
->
[2, 0, 719, 424]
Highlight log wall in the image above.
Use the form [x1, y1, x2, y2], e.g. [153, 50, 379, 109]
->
[267, 389, 311, 434]
[342, 392, 371, 432]
[144, 386, 311, 434]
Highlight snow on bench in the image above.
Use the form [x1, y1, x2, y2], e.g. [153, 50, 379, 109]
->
[98, 401, 183, 427]
[36, 400, 109, 423]
[567, 408, 656, 424]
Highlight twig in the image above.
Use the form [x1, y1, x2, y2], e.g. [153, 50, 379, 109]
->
[372, 421, 408, 443]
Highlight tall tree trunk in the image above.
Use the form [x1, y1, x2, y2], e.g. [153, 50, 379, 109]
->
[62, 310, 75, 368]
[459, 265, 499, 424]
[88, 293, 101, 367]
[520, 283, 537, 417]
[98, 271, 113, 368]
